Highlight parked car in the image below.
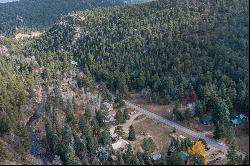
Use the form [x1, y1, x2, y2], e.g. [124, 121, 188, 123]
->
[218, 142, 226, 146]
[205, 146, 210, 151]
[215, 157, 222, 161]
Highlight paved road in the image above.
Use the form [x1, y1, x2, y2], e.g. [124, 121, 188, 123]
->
[124, 100, 245, 157]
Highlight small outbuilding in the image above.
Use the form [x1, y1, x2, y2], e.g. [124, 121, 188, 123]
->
[202, 114, 213, 125]
[152, 152, 162, 161]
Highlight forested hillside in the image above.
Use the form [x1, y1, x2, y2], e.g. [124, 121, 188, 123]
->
[0, 0, 249, 165]
[30, 0, 249, 111]
[0, 57, 27, 131]
[0, 0, 124, 35]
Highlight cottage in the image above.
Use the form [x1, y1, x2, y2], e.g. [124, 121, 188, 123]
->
[231, 114, 247, 126]
[112, 139, 129, 151]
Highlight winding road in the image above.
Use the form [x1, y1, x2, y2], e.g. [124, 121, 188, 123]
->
[124, 100, 245, 157]
[27, 82, 48, 165]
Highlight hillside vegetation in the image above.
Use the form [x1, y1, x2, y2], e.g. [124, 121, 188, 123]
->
[0, 0, 124, 35]
[30, 0, 249, 110]
[0, 0, 249, 165]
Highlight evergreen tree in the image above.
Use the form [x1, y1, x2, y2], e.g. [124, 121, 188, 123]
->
[117, 152, 125, 165]
[213, 122, 223, 139]
[115, 110, 125, 124]
[227, 141, 241, 165]
[84, 105, 92, 121]
[74, 135, 86, 159]
[165, 152, 184, 165]
[184, 108, 193, 122]
[189, 153, 205, 165]
[45, 121, 59, 155]
[138, 72, 146, 89]
[114, 126, 125, 138]
[0, 141, 7, 163]
[128, 125, 136, 141]
[86, 134, 98, 157]
[62, 125, 72, 146]
[142, 138, 156, 155]
[101, 129, 111, 145]
[123, 109, 129, 120]
[0, 115, 10, 135]
[242, 154, 249, 165]
[78, 115, 85, 132]
[173, 105, 184, 121]
[96, 111, 106, 128]
[16, 125, 31, 156]
[194, 100, 205, 118]
[124, 145, 136, 165]
[65, 152, 82, 165]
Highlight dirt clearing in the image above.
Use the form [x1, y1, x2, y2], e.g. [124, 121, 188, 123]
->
[133, 118, 172, 152]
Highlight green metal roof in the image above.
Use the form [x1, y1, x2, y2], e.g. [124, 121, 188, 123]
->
[180, 151, 189, 161]
[202, 115, 213, 123]
[231, 114, 247, 125]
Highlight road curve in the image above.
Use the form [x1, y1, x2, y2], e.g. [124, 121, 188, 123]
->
[124, 100, 245, 157]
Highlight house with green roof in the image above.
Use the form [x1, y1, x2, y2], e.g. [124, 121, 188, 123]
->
[231, 114, 247, 127]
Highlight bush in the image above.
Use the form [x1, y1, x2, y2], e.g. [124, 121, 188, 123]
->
[0, 140, 7, 163]
[0, 116, 10, 135]
[142, 138, 156, 155]
[173, 107, 184, 121]
[128, 125, 136, 141]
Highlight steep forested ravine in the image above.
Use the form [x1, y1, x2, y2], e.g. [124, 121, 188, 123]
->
[27, 83, 48, 164]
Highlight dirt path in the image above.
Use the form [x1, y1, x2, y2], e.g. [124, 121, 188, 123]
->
[111, 112, 147, 134]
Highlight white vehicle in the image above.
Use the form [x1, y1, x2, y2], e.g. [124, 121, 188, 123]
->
[218, 142, 226, 146]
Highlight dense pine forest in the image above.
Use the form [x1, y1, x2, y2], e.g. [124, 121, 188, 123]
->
[0, 0, 249, 165]
[0, 0, 124, 35]
[31, 0, 249, 109]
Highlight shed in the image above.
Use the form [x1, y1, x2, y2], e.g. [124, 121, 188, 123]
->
[202, 115, 213, 125]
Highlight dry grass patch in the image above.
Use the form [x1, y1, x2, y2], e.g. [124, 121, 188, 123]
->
[133, 118, 172, 153]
